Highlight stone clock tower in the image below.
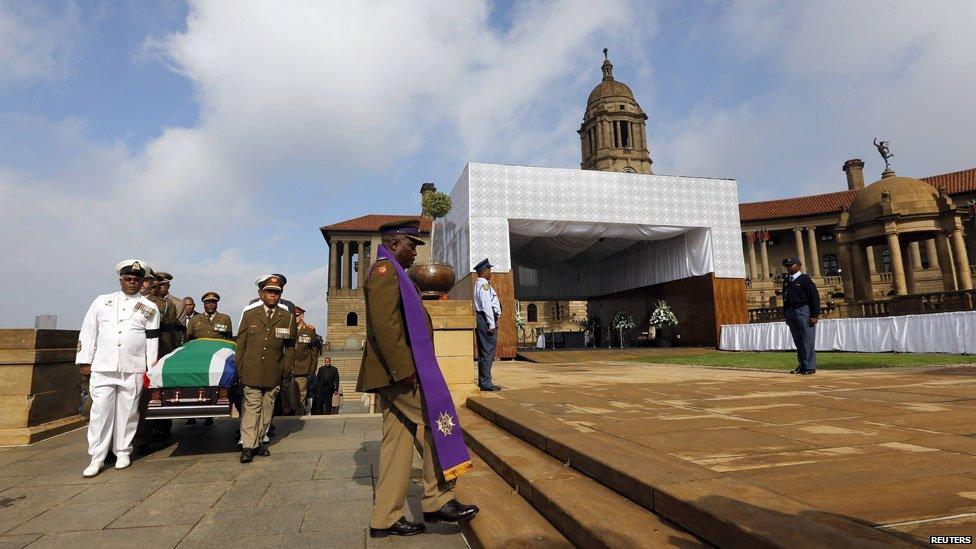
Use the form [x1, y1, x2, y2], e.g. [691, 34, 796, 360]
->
[579, 49, 653, 174]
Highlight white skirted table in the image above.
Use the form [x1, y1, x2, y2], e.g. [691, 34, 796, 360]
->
[720, 311, 976, 354]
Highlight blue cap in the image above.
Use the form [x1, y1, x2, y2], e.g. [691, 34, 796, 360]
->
[783, 257, 801, 266]
[474, 258, 492, 272]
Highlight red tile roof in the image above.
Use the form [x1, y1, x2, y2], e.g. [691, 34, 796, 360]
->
[739, 189, 858, 223]
[922, 167, 976, 195]
[319, 214, 431, 235]
[740, 167, 976, 223]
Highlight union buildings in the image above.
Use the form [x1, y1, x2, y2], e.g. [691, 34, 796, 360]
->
[320, 54, 976, 350]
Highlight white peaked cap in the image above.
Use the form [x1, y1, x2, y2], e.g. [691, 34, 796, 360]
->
[116, 259, 150, 276]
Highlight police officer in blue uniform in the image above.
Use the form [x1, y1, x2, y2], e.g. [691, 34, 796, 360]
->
[473, 259, 501, 391]
[781, 257, 820, 375]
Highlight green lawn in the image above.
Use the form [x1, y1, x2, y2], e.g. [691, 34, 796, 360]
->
[629, 350, 976, 371]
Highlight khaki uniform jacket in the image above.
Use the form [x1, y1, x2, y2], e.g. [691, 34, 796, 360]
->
[163, 293, 186, 345]
[357, 259, 432, 393]
[150, 296, 179, 357]
[187, 312, 233, 341]
[236, 306, 296, 388]
[293, 324, 318, 376]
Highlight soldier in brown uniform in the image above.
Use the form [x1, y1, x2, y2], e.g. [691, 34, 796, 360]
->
[155, 273, 186, 346]
[236, 275, 296, 463]
[186, 292, 234, 340]
[151, 281, 179, 358]
[285, 306, 318, 416]
[361, 220, 478, 538]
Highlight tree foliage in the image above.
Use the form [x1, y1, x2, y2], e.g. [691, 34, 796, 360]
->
[422, 191, 452, 219]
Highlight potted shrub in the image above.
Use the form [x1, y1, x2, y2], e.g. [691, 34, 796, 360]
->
[408, 188, 455, 299]
[649, 300, 678, 347]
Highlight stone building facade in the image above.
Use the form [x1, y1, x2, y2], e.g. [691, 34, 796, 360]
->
[319, 215, 431, 350]
[740, 162, 976, 318]
[516, 300, 588, 345]
[579, 50, 653, 175]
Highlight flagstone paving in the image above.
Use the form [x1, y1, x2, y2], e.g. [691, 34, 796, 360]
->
[0, 416, 468, 548]
[481, 359, 976, 542]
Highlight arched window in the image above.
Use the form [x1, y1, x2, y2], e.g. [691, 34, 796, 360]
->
[346, 312, 358, 326]
[527, 303, 538, 323]
[881, 248, 892, 273]
[822, 253, 839, 276]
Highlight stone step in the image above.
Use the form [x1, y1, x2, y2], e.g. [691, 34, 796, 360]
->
[460, 409, 705, 548]
[466, 396, 922, 549]
[455, 453, 572, 548]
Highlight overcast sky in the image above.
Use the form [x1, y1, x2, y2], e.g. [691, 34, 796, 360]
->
[2, 0, 974, 330]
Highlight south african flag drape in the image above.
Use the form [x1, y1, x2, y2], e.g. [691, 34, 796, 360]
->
[145, 338, 237, 388]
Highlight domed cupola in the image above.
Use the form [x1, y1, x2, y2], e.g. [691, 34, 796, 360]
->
[579, 49, 653, 174]
[847, 170, 940, 226]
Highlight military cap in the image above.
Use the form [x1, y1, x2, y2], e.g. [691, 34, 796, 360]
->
[783, 257, 801, 267]
[257, 274, 284, 291]
[116, 259, 149, 277]
[201, 291, 220, 302]
[294, 305, 305, 314]
[474, 258, 493, 272]
[379, 219, 425, 245]
[144, 270, 157, 281]
[155, 272, 173, 282]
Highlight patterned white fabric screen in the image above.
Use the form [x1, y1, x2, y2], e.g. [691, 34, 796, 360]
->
[433, 162, 745, 298]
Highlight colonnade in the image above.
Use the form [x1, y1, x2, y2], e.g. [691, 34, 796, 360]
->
[743, 226, 973, 298]
[328, 239, 372, 290]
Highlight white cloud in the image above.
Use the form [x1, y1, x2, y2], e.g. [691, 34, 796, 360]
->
[0, 1, 80, 86]
[657, 0, 976, 200]
[2, 0, 646, 329]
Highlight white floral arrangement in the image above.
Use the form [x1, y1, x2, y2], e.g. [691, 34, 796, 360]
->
[514, 301, 526, 332]
[611, 311, 636, 330]
[648, 300, 678, 328]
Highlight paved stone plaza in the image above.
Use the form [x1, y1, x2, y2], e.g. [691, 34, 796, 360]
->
[477, 358, 976, 543]
[0, 416, 467, 548]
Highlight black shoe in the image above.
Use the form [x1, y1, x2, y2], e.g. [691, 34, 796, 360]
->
[801, 369, 816, 375]
[186, 418, 197, 425]
[789, 368, 802, 374]
[479, 386, 501, 392]
[256, 445, 271, 457]
[423, 500, 480, 523]
[369, 517, 425, 538]
[240, 448, 253, 463]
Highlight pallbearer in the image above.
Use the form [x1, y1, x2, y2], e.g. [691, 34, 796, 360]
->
[361, 220, 478, 538]
[287, 306, 318, 415]
[76, 259, 160, 477]
[236, 275, 296, 463]
[186, 292, 234, 340]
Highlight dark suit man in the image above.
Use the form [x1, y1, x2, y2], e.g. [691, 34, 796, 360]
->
[782, 257, 820, 374]
[236, 275, 296, 462]
[310, 357, 339, 415]
[360, 220, 478, 538]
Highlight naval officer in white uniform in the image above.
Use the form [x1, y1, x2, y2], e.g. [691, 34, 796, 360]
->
[473, 259, 501, 391]
[76, 259, 160, 477]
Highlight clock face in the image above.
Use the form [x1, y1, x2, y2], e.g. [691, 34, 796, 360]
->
[621, 167, 636, 173]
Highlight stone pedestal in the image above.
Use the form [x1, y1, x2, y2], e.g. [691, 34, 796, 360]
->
[424, 301, 478, 408]
[0, 330, 86, 446]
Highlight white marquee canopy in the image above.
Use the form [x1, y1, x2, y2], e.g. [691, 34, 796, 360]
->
[433, 163, 745, 300]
